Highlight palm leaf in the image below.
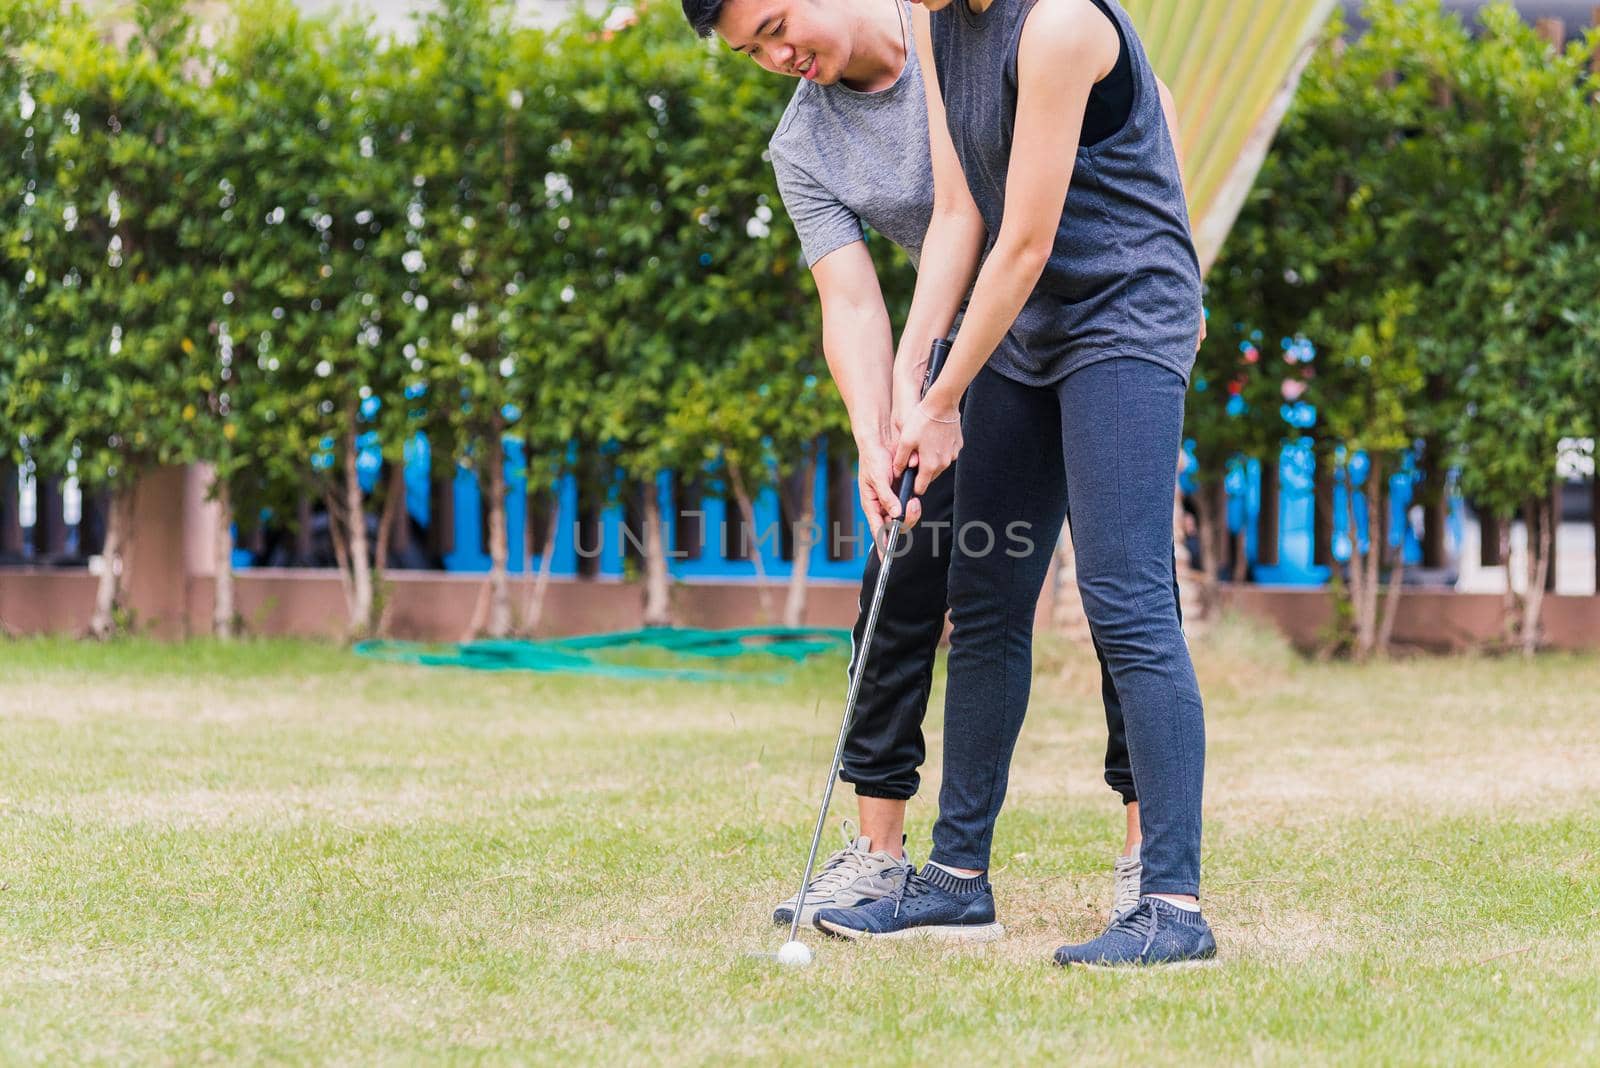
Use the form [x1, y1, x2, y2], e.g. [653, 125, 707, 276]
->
[1125, 0, 1339, 273]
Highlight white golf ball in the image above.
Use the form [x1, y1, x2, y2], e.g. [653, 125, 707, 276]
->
[776, 941, 813, 967]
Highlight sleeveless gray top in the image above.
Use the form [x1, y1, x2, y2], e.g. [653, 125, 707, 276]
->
[930, 0, 1202, 385]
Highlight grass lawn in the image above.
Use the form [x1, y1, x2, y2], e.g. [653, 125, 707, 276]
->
[2, 622, 1598, 1065]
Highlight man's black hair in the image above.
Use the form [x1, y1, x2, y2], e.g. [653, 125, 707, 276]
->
[681, 0, 726, 38]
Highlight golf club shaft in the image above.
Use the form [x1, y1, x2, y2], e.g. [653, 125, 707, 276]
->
[785, 518, 905, 944]
[785, 338, 952, 945]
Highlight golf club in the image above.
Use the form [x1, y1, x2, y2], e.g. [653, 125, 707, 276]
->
[778, 336, 953, 964]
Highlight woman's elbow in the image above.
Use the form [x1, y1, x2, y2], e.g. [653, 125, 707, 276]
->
[1000, 234, 1053, 276]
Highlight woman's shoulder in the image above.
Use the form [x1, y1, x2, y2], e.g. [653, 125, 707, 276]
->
[1011, 0, 1121, 78]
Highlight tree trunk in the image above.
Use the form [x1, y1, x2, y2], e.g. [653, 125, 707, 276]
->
[1544, 479, 1560, 594]
[1256, 451, 1281, 568]
[640, 481, 673, 628]
[79, 493, 109, 558]
[1375, 474, 1405, 658]
[427, 471, 455, 562]
[1418, 431, 1449, 569]
[1534, 16, 1566, 49]
[346, 435, 374, 635]
[521, 492, 562, 636]
[1, 467, 19, 631]
[213, 476, 236, 639]
[243, 520, 266, 560]
[294, 493, 316, 566]
[1521, 493, 1554, 658]
[331, 405, 374, 638]
[482, 429, 513, 638]
[1479, 510, 1502, 567]
[1343, 459, 1368, 659]
[0, 462, 23, 559]
[1499, 517, 1517, 649]
[88, 487, 131, 640]
[35, 476, 68, 561]
[1593, 6, 1600, 75]
[1592, 474, 1600, 595]
[1313, 445, 1336, 568]
[1212, 479, 1234, 579]
[1423, 494, 1449, 569]
[374, 460, 405, 575]
[1233, 526, 1249, 585]
[1362, 463, 1383, 657]
[782, 451, 819, 629]
[371, 460, 405, 637]
[1191, 478, 1224, 618]
[388, 462, 412, 561]
[324, 487, 354, 613]
[726, 460, 774, 623]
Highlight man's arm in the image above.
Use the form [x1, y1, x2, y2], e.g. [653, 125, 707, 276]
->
[810, 241, 903, 537]
[768, 145, 906, 535]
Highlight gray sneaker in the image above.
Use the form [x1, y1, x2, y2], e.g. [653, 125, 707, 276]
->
[773, 821, 912, 927]
[1111, 845, 1142, 922]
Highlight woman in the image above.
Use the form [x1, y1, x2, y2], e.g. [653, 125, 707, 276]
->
[811, 0, 1214, 967]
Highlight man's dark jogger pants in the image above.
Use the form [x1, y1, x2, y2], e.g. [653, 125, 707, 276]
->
[839, 452, 1179, 808]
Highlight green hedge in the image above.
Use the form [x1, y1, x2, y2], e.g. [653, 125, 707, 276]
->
[1189, 1, 1600, 653]
[1194, 1, 1600, 520]
[2, 1, 1597, 644]
[0, 0, 907, 523]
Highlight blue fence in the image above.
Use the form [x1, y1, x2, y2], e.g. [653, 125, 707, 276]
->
[235, 433, 1460, 585]
[1181, 438, 1463, 584]
[237, 434, 876, 581]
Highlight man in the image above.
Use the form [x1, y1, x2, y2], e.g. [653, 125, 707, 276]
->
[680, 0, 1150, 930]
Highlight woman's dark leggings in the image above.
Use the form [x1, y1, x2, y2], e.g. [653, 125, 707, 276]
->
[840, 454, 1182, 809]
[928, 358, 1206, 898]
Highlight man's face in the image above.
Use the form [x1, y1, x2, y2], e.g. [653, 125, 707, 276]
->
[909, 0, 956, 10]
[716, 0, 852, 85]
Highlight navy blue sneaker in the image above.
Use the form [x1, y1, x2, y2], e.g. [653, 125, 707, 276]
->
[1052, 897, 1217, 967]
[812, 865, 1004, 942]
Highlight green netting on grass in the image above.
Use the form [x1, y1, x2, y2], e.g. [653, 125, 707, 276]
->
[352, 627, 851, 682]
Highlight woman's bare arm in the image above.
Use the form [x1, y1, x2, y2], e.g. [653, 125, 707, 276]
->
[895, 0, 1120, 492]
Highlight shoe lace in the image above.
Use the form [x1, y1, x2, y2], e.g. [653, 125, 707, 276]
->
[891, 871, 936, 918]
[800, 821, 872, 898]
[1111, 899, 1161, 954]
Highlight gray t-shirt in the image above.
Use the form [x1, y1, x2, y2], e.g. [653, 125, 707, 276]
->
[767, 4, 936, 271]
[768, 3, 1009, 365]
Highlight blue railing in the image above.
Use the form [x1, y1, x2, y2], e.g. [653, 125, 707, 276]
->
[238, 433, 875, 581]
[1181, 438, 1463, 584]
[236, 431, 1460, 586]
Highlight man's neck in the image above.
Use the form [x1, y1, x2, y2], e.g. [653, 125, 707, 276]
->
[838, 0, 906, 94]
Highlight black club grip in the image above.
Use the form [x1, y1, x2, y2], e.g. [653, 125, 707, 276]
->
[896, 338, 954, 510]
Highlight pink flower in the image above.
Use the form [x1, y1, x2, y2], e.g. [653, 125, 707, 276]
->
[1281, 379, 1307, 401]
